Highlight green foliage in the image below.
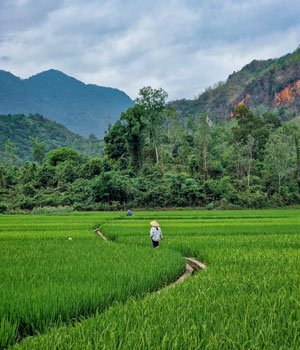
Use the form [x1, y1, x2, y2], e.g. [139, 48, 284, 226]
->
[35, 164, 57, 188]
[264, 129, 296, 191]
[120, 104, 147, 168]
[3, 139, 17, 166]
[31, 138, 46, 163]
[0, 114, 101, 163]
[135, 86, 168, 112]
[80, 158, 103, 179]
[0, 203, 7, 213]
[1, 90, 299, 211]
[232, 104, 269, 159]
[135, 86, 168, 164]
[47, 147, 83, 166]
[104, 120, 128, 163]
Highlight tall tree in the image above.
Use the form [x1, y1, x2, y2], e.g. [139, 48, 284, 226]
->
[193, 114, 212, 179]
[264, 130, 296, 192]
[4, 140, 17, 166]
[245, 135, 255, 188]
[0, 166, 7, 189]
[135, 86, 168, 164]
[232, 135, 255, 186]
[232, 104, 268, 160]
[165, 109, 190, 169]
[283, 122, 300, 189]
[31, 138, 46, 164]
[120, 105, 147, 169]
[104, 121, 128, 163]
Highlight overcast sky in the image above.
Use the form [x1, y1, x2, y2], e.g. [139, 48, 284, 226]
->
[0, 0, 299, 100]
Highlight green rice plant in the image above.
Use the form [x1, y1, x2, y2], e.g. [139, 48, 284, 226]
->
[0, 213, 184, 348]
[12, 209, 300, 350]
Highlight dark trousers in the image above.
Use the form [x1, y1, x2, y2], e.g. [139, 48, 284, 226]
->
[152, 240, 159, 248]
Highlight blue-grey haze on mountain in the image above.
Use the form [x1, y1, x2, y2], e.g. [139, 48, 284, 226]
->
[0, 69, 133, 136]
[0, 0, 299, 100]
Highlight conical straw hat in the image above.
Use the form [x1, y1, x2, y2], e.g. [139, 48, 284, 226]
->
[150, 220, 160, 227]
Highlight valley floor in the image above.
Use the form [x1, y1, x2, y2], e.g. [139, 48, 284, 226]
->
[0, 209, 299, 349]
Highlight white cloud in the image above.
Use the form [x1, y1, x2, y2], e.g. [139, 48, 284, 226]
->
[0, 0, 299, 100]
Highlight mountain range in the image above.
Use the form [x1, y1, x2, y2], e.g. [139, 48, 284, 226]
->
[0, 69, 133, 137]
[0, 47, 299, 146]
[170, 47, 300, 122]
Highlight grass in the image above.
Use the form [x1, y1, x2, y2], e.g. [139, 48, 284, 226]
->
[1, 209, 299, 349]
[0, 213, 184, 348]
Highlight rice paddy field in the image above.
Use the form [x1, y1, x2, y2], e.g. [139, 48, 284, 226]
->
[0, 209, 299, 349]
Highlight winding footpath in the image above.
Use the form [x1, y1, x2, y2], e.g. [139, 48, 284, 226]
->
[94, 228, 207, 287]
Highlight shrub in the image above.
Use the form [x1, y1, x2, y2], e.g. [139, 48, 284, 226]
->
[0, 203, 7, 213]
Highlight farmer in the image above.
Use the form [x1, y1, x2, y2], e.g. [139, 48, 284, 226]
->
[150, 220, 163, 248]
[127, 209, 133, 216]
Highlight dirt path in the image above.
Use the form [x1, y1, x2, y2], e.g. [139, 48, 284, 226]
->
[94, 228, 207, 287]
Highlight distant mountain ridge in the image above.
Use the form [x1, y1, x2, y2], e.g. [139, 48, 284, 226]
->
[170, 47, 300, 122]
[0, 69, 133, 136]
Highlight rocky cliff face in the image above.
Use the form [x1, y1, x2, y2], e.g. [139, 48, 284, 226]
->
[171, 47, 300, 121]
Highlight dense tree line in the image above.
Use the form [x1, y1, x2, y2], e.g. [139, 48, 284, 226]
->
[0, 87, 299, 212]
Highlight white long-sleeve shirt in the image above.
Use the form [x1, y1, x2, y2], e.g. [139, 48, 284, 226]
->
[150, 227, 163, 242]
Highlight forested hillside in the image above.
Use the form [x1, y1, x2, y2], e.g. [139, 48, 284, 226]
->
[0, 69, 133, 136]
[1, 87, 299, 212]
[0, 114, 102, 163]
[171, 47, 300, 122]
